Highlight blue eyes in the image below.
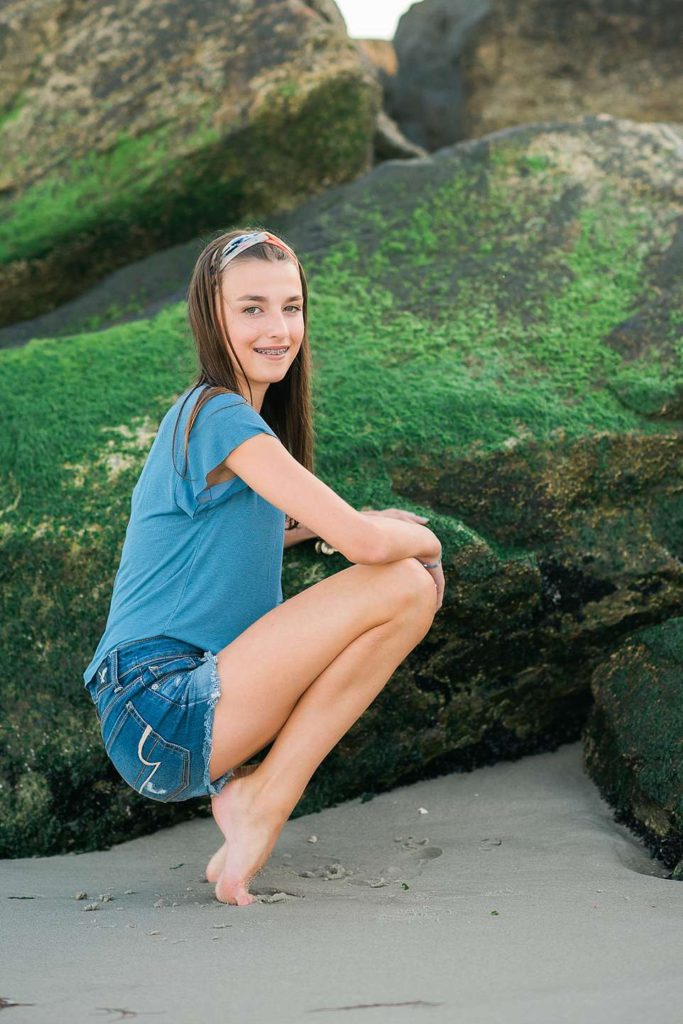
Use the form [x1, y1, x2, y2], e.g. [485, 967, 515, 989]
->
[243, 305, 302, 315]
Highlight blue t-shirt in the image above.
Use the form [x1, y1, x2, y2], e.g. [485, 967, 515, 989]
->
[83, 384, 285, 686]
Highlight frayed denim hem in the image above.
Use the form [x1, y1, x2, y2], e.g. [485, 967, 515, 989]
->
[202, 649, 235, 797]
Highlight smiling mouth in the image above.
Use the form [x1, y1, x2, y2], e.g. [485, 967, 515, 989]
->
[254, 347, 289, 355]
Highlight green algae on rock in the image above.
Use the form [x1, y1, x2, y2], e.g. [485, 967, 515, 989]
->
[583, 617, 683, 876]
[0, 115, 682, 858]
[0, 0, 380, 327]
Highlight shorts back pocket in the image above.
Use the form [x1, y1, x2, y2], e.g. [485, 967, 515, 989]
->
[105, 699, 191, 802]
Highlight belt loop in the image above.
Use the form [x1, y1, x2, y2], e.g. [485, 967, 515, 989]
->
[109, 647, 121, 692]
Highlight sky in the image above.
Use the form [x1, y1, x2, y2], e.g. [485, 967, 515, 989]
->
[334, 0, 416, 39]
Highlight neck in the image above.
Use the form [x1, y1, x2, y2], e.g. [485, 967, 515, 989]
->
[237, 380, 266, 415]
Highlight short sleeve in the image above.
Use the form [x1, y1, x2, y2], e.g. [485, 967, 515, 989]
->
[173, 392, 278, 519]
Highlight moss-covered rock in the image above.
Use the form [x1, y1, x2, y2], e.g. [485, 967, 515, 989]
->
[583, 618, 683, 876]
[1, 114, 682, 857]
[0, 0, 380, 327]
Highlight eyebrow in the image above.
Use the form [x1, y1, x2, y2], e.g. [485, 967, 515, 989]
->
[235, 293, 303, 302]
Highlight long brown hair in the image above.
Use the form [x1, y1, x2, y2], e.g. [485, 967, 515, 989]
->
[171, 225, 315, 530]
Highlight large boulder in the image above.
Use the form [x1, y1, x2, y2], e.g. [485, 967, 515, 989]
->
[384, 0, 683, 149]
[350, 37, 428, 162]
[1, 114, 682, 857]
[384, 0, 492, 150]
[583, 618, 683, 877]
[0, 0, 381, 328]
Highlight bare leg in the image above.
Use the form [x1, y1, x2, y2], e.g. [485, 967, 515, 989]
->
[211, 590, 435, 905]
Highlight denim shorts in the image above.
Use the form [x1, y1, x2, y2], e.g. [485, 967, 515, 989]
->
[84, 634, 235, 802]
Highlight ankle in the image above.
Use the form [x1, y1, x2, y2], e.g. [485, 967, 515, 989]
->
[243, 769, 296, 825]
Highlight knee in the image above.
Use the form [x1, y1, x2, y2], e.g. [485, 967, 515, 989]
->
[389, 556, 438, 618]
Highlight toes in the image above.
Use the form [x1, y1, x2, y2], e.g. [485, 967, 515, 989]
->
[215, 872, 253, 906]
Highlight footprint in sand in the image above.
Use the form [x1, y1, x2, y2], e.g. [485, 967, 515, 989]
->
[344, 837, 443, 887]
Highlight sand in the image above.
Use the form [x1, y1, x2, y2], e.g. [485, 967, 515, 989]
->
[2, 740, 680, 1024]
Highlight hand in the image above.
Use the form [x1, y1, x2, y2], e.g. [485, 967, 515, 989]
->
[360, 508, 444, 612]
[310, 507, 430, 547]
[359, 506, 430, 527]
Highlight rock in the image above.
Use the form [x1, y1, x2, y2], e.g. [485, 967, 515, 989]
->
[354, 38, 398, 80]
[384, 0, 493, 150]
[351, 39, 426, 162]
[384, 0, 683, 149]
[373, 108, 429, 163]
[0, 0, 381, 327]
[1, 115, 682, 867]
[583, 617, 683, 873]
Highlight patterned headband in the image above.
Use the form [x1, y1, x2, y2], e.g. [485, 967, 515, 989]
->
[211, 231, 297, 276]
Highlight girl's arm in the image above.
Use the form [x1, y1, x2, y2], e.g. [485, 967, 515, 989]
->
[283, 522, 317, 549]
[224, 434, 441, 565]
[284, 510, 430, 550]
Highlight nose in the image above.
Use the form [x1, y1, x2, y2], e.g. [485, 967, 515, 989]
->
[265, 311, 289, 339]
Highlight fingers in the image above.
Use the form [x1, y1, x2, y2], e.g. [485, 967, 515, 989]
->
[360, 507, 431, 525]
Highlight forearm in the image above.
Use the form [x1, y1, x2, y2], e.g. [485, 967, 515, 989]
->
[284, 516, 440, 563]
[365, 517, 441, 565]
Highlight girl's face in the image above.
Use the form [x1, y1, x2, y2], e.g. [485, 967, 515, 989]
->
[215, 256, 305, 401]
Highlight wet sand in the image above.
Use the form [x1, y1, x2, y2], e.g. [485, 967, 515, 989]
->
[2, 741, 680, 1023]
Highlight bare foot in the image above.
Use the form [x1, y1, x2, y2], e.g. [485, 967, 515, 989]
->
[204, 764, 259, 883]
[205, 842, 228, 884]
[210, 773, 288, 906]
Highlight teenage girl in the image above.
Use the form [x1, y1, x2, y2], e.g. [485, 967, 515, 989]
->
[83, 227, 445, 906]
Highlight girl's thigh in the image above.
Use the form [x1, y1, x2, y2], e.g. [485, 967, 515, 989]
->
[209, 556, 436, 777]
